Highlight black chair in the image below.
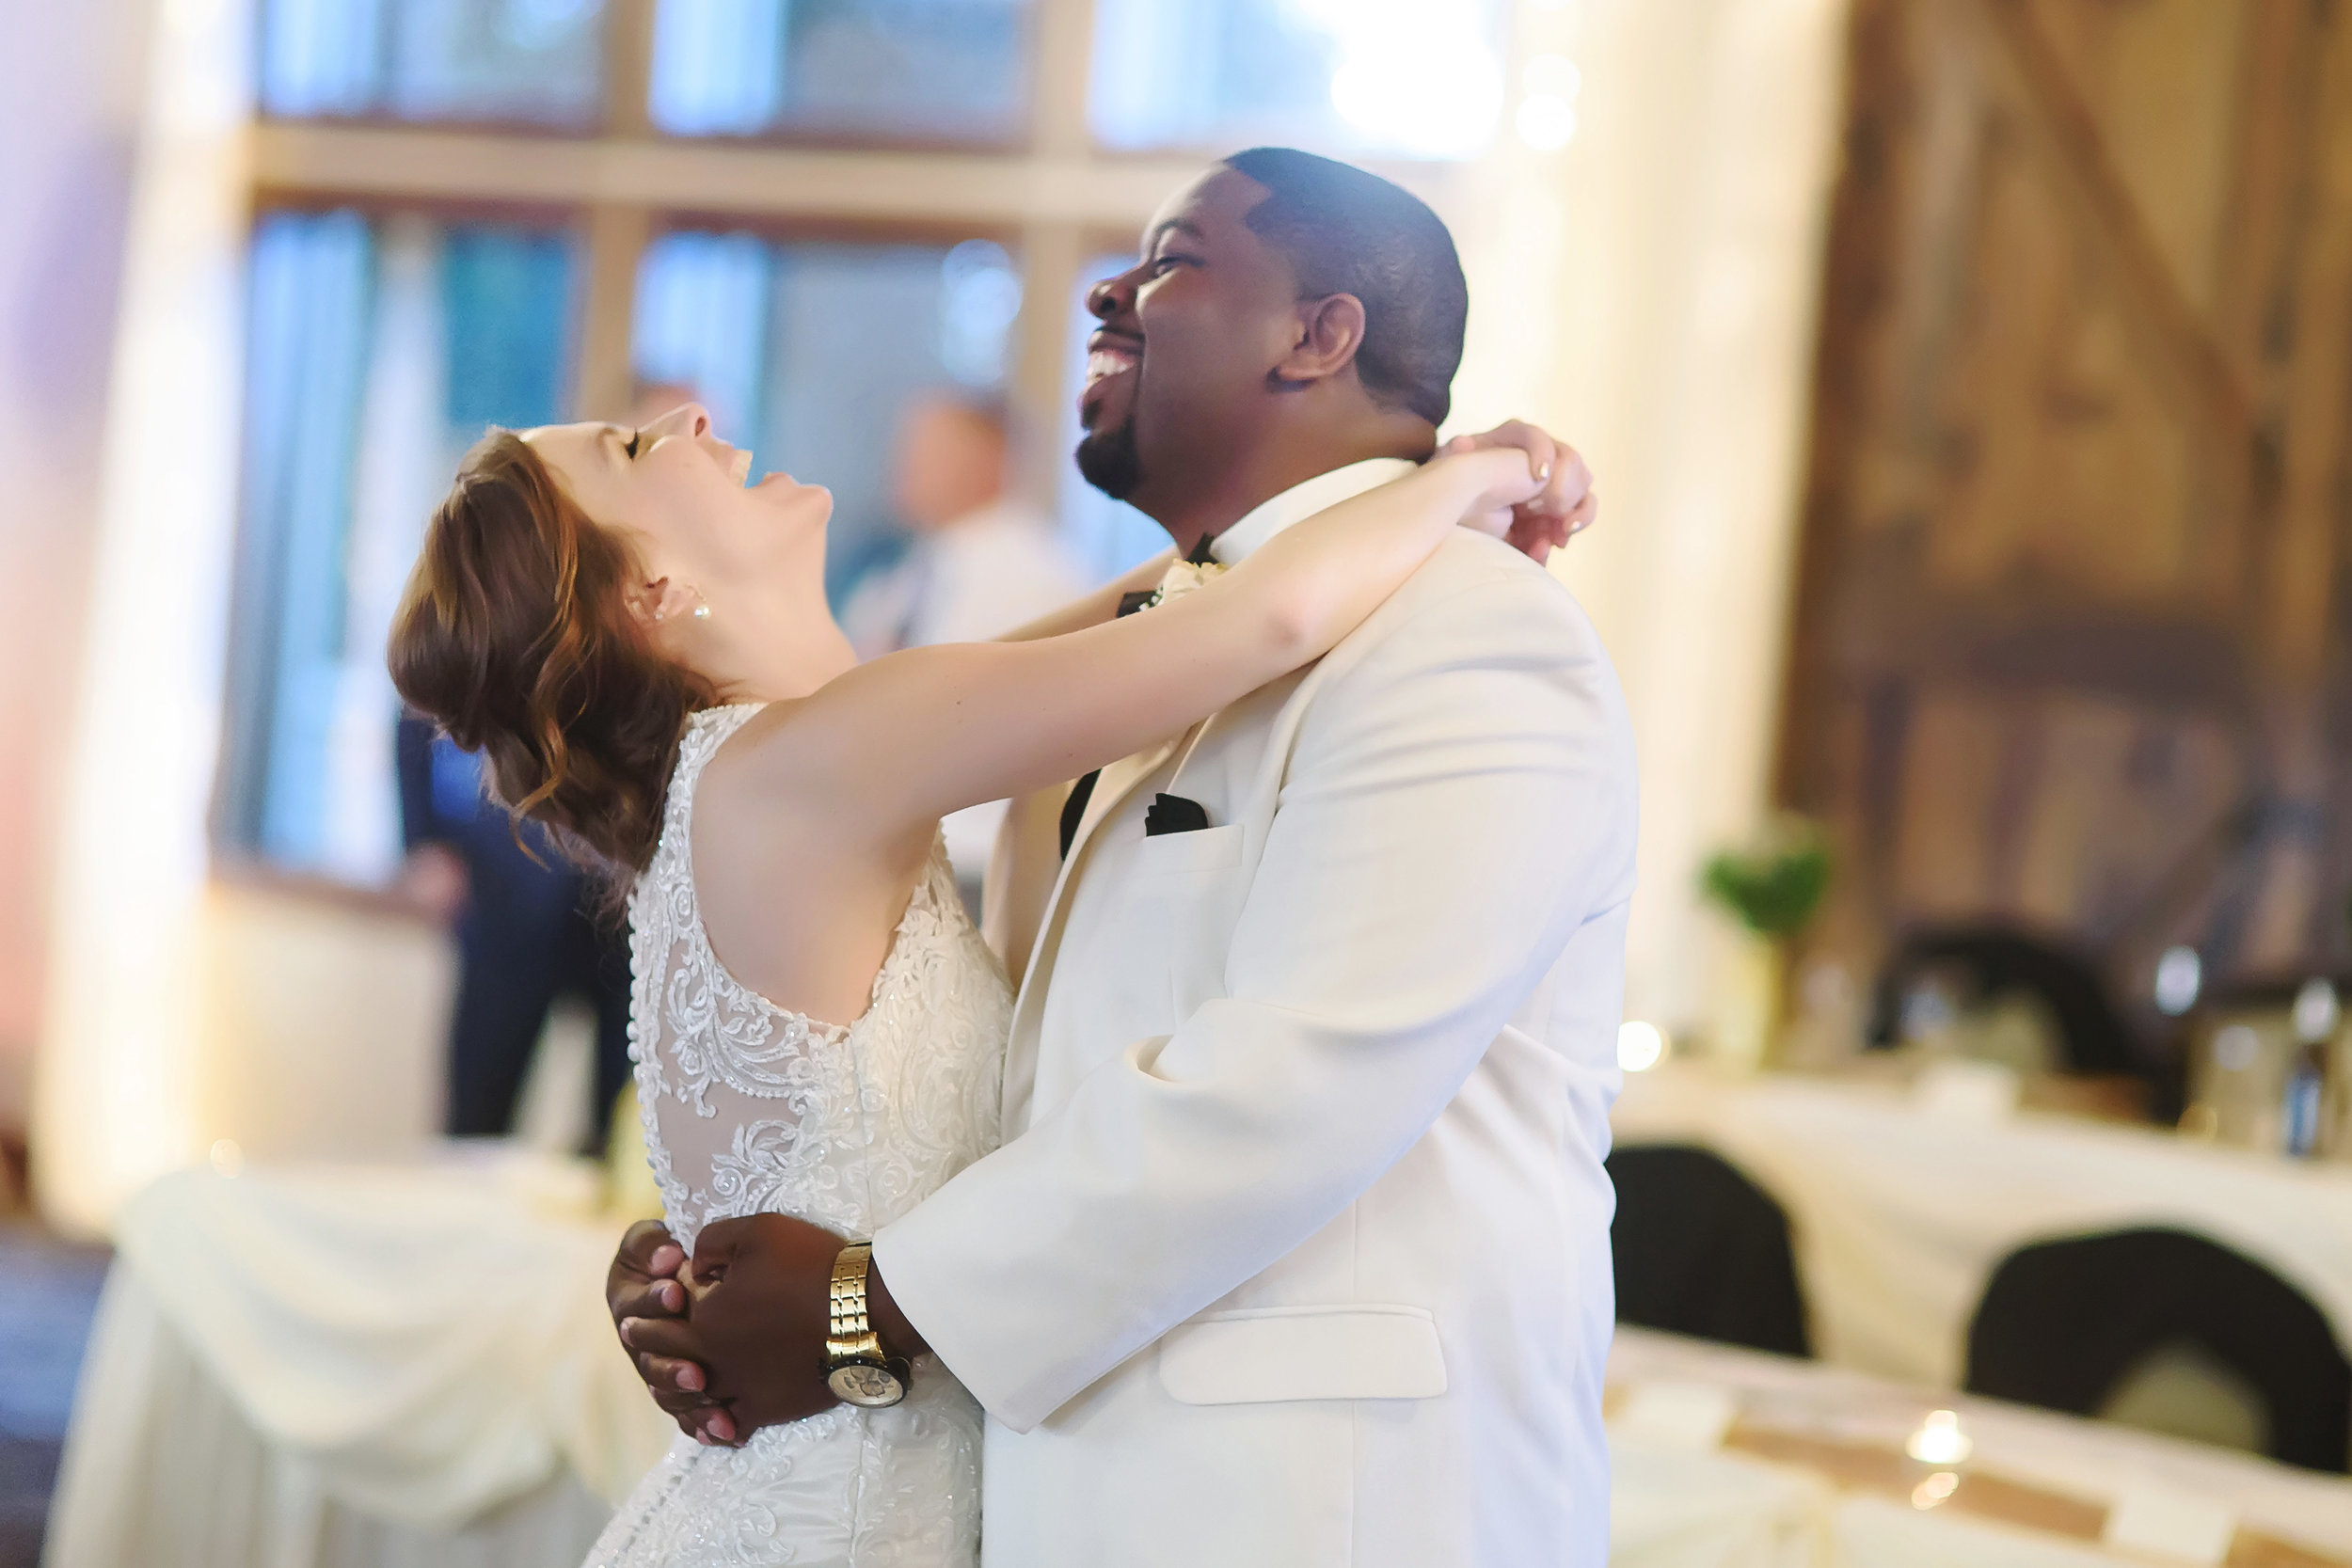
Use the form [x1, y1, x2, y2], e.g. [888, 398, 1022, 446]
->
[1607, 1145, 1811, 1357]
[1867, 923, 2178, 1118]
[1965, 1227, 2351, 1472]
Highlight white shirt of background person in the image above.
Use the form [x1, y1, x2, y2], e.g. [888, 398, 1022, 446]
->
[840, 390, 1086, 883]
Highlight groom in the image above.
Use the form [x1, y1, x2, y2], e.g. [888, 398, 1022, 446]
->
[612, 147, 1637, 1565]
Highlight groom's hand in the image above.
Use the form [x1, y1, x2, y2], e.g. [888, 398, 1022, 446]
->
[607, 1220, 736, 1446]
[624, 1213, 865, 1439]
[1447, 421, 1598, 564]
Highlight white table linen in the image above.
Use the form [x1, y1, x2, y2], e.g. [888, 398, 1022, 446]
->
[1609, 1327, 2352, 1561]
[45, 1144, 2352, 1568]
[1612, 1066, 2352, 1387]
[43, 1269, 614, 1568]
[45, 1150, 673, 1568]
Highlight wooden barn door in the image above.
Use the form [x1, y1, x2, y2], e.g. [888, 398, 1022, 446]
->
[1781, 0, 2352, 1007]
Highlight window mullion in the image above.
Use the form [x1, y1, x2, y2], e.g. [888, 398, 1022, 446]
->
[603, 0, 659, 138]
[1029, 0, 1100, 158]
[1011, 221, 1084, 510]
[574, 203, 652, 420]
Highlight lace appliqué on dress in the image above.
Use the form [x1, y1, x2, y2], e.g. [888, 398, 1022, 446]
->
[588, 703, 1009, 1568]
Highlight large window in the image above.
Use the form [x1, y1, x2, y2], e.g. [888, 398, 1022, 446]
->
[1089, 0, 1508, 159]
[259, 0, 613, 123]
[221, 211, 580, 879]
[222, 0, 1514, 879]
[649, 0, 1036, 141]
[634, 229, 1025, 595]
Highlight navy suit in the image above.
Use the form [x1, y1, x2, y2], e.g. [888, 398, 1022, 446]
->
[396, 715, 633, 1150]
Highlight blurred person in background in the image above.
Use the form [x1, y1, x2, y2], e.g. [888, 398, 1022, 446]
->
[394, 714, 631, 1151]
[841, 391, 1084, 891]
[841, 391, 1082, 658]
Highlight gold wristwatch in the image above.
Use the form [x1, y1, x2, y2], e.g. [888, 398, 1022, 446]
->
[824, 1242, 910, 1408]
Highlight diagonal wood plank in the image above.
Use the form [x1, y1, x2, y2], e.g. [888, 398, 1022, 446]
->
[1971, 0, 2255, 462]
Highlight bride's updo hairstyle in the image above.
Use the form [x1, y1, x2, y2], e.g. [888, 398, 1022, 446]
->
[389, 430, 716, 875]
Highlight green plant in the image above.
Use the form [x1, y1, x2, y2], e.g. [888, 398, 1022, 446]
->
[1701, 821, 1833, 940]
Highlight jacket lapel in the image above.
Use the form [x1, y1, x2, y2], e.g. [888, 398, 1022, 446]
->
[998, 723, 1199, 1131]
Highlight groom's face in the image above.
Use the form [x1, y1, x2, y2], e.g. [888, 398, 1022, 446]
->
[1076, 167, 1302, 505]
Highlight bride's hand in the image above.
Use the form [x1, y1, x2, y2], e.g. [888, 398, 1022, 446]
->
[1441, 420, 1598, 563]
[608, 1220, 737, 1444]
[1439, 445, 1549, 540]
[623, 1212, 856, 1440]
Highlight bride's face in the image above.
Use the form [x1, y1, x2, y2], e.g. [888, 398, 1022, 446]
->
[525, 403, 833, 620]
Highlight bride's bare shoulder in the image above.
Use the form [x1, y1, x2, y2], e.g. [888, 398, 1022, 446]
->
[691, 692, 890, 849]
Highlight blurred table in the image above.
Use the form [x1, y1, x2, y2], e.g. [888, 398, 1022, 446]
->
[43, 1151, 671, 1568]
[50, 1138, 2352, 1568]
[1609, 1326, 2352, 1566]
[1612, 1065, 2352, 1389]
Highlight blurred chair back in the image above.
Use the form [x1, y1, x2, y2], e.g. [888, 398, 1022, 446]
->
[1964, 1227, 2350, 1472]
[1867, 923, 2173, 1113]
[1607, 1145, 1811, 1357]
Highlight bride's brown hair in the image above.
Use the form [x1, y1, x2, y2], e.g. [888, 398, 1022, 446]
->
[389, 430, 717, 875]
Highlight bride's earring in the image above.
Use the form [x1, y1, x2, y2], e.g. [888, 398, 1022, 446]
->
[689, 587, 711, 622]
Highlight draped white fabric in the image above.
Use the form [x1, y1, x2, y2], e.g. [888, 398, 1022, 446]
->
[1609, 1441, 1830, 1566]
[44, 1270, 615, 1568]
[48, 1151, 673, 1551]
[1613, 1066, 2352, 1386]
[1610, 1327, 2352, 1562]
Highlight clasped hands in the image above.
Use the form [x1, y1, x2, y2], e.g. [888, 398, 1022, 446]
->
[1455, 420, 1597, 563]
[608, 1212, 927, 1446]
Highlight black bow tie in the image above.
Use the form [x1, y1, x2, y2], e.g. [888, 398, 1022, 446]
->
[1058, 557, 1219, 859]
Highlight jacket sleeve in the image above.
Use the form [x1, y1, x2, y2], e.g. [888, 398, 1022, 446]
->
[872, 562, 1637, 1431]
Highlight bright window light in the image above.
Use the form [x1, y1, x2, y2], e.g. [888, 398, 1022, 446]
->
[1090, 0, 1505, 161]
[1516, 95, 1577, 150]
[1296, 0, 1502, 159]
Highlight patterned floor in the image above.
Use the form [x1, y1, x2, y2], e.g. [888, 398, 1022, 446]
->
[0, 1222, 109, 1568]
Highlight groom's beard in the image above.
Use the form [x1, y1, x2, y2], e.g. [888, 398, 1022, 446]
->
[1076, 416, 1143, 500]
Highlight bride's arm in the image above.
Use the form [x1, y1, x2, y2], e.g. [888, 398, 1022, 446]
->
[991, 549, 1177, 642]
[989, 418, 1597, 644]
[755, 447, 1541, 833]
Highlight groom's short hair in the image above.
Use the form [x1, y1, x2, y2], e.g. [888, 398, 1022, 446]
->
[1222, 147, 1469, 428]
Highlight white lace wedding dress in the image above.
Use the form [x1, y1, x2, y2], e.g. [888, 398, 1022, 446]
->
[584, 704, 1009, 1568]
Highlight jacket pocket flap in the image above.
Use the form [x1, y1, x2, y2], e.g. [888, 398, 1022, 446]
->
[1157, 1305, 1446, 1405]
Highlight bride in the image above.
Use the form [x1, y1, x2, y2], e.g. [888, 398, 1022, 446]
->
[386, 401, 1558, 1566]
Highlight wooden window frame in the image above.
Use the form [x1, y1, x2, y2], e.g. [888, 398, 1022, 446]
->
[242, 0, 1231, 509]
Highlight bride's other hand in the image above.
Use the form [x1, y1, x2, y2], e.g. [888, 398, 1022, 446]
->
[1443, 420, 1597, 564]
[609, 1220, 736, 1445]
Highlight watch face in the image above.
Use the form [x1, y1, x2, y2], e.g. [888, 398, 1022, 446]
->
[828, 1361, 908, 1408]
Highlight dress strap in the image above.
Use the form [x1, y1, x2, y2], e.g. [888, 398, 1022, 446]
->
[657, 704, 768, 862]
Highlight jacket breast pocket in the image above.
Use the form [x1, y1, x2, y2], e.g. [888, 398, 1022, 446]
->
[1157, 1305, 1448, 1405]
[1133, 821, 1244, 876]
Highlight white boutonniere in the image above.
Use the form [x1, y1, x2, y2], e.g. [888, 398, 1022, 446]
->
[1138, 558, 1227, 611]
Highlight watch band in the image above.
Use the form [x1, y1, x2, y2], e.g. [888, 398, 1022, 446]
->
[826, 1242, 887, 1366]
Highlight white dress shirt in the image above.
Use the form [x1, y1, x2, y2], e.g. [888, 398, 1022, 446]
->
[1206, 455, 1419, 564]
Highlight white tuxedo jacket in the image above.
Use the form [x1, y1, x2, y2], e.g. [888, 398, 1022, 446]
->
[875, 462, 1639, 1568]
